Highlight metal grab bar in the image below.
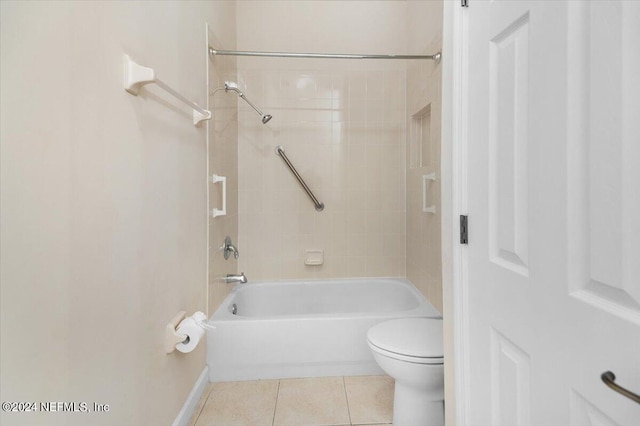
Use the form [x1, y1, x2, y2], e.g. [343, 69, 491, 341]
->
[275, 146, 324, 212]
[601, 371, 640, 404]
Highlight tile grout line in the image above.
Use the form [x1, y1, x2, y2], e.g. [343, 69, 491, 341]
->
[271, 379, 281, 426]
[342, 376, 353, 426]
[192, 385, 214, 426]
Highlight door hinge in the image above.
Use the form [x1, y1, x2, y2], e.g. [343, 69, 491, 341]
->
[460, 215, 468, 244]
[461, 0, 469, 7]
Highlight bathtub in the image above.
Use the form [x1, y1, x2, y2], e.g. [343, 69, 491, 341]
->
[206, 278, 441, 382]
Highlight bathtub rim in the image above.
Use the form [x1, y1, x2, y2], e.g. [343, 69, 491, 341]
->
[209, 277, 441, 322]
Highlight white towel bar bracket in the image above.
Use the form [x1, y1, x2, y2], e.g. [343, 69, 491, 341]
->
[123, 55, 211, 126]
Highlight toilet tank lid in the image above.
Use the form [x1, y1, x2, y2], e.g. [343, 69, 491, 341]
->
[367, 318, 443, 358]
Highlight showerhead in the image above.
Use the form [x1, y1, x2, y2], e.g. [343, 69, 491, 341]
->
[224, 81, 272, 125]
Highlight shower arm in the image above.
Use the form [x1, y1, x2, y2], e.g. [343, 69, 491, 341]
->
[237, 91, 265, 117]
[224, 82, 272, 123]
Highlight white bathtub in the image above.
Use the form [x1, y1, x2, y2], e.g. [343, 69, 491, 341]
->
[206, 278, 441, 382]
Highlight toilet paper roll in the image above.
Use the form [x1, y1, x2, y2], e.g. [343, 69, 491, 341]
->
[174, 317, 205, 353]
[191, 311, 207, 324]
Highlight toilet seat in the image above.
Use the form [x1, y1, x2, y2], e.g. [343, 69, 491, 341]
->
[369, 341, 443, 364]
[367, 318, 443, 365]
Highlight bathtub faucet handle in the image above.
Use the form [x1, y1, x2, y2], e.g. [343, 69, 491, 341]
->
[229, 244, 240, 259]
[222, 236, 239, 260]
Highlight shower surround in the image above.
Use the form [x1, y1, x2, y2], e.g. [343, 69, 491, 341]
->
[206, 0, 445, 314]
[236, 65, 407, 280]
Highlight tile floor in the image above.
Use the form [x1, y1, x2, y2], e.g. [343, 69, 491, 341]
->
[189, 375, 394, 426]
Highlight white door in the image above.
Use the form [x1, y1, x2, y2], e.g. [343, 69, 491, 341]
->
[463, 0, 640, 425]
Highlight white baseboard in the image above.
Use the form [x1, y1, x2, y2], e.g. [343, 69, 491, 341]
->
[173, 365, 209, 426]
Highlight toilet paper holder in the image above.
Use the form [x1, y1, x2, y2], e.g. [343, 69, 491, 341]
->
[165, 311, 189, 354]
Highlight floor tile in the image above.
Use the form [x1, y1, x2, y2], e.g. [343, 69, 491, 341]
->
[273, 376, 350, 426]
[194, 380, 279, 426]
[188, 383, 214, 426]
[344, 375, 394, 425]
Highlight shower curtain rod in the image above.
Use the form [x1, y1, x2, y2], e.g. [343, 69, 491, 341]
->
[209, 47, 441, 63]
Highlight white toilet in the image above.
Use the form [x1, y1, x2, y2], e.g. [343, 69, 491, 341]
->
[367, 318, 444, 426]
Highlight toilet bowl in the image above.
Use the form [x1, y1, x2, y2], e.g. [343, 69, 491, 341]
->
[367, 318, 444, 426]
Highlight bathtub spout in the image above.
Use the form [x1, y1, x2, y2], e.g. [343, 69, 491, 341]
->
[226, 273, 247, 284]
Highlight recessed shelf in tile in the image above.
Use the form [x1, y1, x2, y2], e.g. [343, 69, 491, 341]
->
[410, 103, 433, 169]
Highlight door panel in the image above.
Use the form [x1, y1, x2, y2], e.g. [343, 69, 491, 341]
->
[567, 0, 640, 324]
[488, 11, 530, 277]
[570, 391, 619, 426]
[490, 328, 531, 426]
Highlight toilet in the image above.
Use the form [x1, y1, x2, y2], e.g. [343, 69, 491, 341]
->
[367, 318, 444, 426]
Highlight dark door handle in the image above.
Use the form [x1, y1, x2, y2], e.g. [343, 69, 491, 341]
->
[601, 371, 640, 404]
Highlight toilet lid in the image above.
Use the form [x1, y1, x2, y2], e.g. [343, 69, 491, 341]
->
[367, 318, 443, 359]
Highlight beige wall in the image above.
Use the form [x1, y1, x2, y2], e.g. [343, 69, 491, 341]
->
[0, 1, 235, 425]
[235, 1, 408, 281]
[406, 0, 444, 312]
[237, 1, 408, 64]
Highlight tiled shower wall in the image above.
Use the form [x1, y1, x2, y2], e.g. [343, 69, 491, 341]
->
[405, 44, 443, 312]
[222, 1, 444, 311]
[237, 65, 407, 280]
[405, 0, 444, 312]
[208, 31, 239, 314]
